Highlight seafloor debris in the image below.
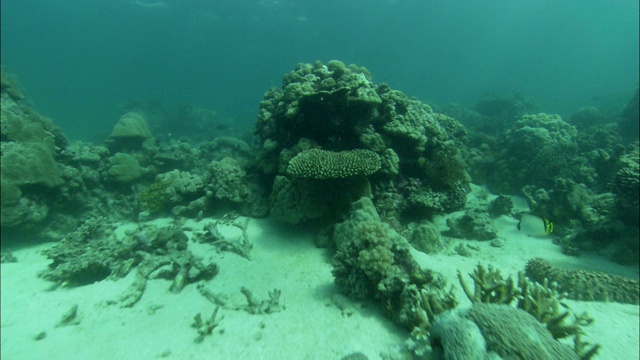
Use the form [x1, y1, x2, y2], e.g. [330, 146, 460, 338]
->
[235, 287, 285, 315]
[195, 217, 253, 259]
[191, 306, 223, 344]
[55, 304, 80, 327]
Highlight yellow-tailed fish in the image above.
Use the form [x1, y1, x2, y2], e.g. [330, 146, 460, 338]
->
[517, 214, 553, 237]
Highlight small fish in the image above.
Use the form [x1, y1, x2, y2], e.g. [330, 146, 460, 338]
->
[517, 214, 553, 237]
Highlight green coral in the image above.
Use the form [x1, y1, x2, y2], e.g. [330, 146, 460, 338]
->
[107, 152, 142, 183]
[286, 148, 381, 179]
[332, 197, 402, 298]
[409, 221, 445, 254]
[1, 142, 64, 188]
[445, 209, 498, 240]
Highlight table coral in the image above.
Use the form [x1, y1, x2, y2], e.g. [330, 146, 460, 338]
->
[286, 148, 381, 179]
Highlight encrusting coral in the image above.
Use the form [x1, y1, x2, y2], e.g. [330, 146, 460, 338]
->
[525, 257, 639, 304]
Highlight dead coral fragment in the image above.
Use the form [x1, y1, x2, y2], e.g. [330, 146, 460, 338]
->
[287, 148, 381, 179]
[191, 306, 223, 344]
[236, 287, 285, 314]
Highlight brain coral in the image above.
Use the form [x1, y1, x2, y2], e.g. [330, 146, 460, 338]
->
[286, 148, 381, 179]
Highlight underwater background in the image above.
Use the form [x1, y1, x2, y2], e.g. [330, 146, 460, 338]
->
[1, 1, 639, 360]
[1, 0, 638, 140]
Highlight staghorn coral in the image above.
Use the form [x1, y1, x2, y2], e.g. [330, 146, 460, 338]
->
[286, 148, 381, 179]
[525, 257, 639, 304]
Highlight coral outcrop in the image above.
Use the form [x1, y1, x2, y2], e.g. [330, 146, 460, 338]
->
[332, 197, 457, 330]
[255, 60, 469, 225]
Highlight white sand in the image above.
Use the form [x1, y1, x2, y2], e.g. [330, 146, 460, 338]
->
[2, 188, 638, 359]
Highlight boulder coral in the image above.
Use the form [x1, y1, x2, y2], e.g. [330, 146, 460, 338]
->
[1, 71, 66, 227]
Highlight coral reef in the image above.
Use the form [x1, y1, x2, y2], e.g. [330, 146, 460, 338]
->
[455, 263, 600, 359]
[40, 217, 135, 286]
[467, 303, 579, 359]
[428, 303, 585, 360]
[525, 257, 639, 304]
[109, 112, 153, 139]
[207, 157, 252, 203]
[332, 197, 457, 331]
[255, 60, 469, 227]
[1, 74, 67, 228]
[235, 287, 284, 314]
[106, 111, 153, 151]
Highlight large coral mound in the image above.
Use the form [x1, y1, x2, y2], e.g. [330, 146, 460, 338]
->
[255, 60, 469, 224]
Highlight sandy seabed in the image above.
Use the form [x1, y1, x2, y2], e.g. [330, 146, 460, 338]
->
[2, 189, 639, 360]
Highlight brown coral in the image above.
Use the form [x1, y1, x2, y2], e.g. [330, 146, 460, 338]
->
[525, 257, 639, 304]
